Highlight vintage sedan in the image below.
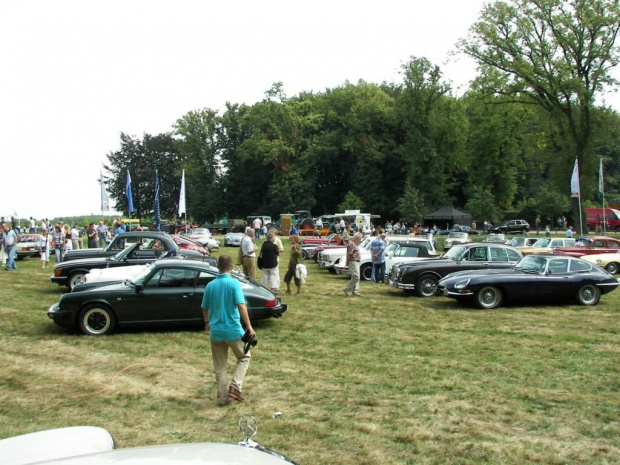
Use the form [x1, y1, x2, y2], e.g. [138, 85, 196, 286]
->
[389, 243, 522, 297]
[16, 234, 43, 259]
[48, 260, 288, 336]
[554, 235, 620, 257]
[301, 233, 339, 245]
[63, 231, 205, 261]
[438, 255, 619, 309]
[484, 233, 508, 243]
[443, 232, 471, 251]
[51, 240, 198, 290]
[519, 237, 575, 255]
[581, 250, 620, 274]
[506, 236, 538, 248]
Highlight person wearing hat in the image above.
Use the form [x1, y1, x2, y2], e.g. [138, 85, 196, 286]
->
[344, 232, 363, 296]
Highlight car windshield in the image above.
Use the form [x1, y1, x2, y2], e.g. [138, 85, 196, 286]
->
[531, 238, 551, 247]
[190, 228, 210, 235]
[18, 235, 39, 243]
[444, 245, 466, 260]
[515, 255, 547, 273]
[449, 232, 467, 239]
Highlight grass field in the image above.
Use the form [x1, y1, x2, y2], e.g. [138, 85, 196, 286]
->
[0, 235, 619, 464]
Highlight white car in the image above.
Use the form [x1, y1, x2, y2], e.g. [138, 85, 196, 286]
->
[187, 228, 220, 250]
[317, 237, 372, 272]
[225, 231, 245, 247]
[0, 415, 297, 464]
[334, 236, 439, 280]
[444, 232, 471, 251]
[73, 264, 150, 292]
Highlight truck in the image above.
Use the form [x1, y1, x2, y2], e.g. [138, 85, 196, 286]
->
[585, 207, 620, 232]
[202, 217, 245, 234]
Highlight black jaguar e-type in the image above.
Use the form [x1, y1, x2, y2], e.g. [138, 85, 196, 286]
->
[437, 254, 619, 309]
[48, 259, 287, 335]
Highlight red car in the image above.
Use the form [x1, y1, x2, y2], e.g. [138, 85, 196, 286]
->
[172, 234, 211, 257]
[554, 236, 620, 257]
[301, 233, 339, 245]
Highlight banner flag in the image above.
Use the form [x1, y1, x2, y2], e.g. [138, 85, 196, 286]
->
[154, 170, 161, 231]
[179, 169, 186, 216]
[100, 171, 110, 211]
[598, 157, 604, 196]
[570, 157, 580, 198]
[126, 170, 135, 213]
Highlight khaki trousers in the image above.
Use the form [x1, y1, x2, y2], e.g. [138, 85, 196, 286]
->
[344, 261, 360, 294]
[210, 339, 251, 405]
[242, 256, 255, 281]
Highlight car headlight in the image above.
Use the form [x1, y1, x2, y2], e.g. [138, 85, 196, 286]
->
[454, 279, 470, 290]
[596, 259, 602, 264]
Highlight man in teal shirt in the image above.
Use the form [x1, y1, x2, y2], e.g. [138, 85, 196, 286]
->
[202, 255, 255, 406]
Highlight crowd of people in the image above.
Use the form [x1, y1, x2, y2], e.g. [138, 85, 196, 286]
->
[0, 217, 131, 270]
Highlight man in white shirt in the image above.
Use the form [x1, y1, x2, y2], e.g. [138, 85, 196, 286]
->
[71, 225, 82, 249]
[252, 217, 263, 240]
[2, 222, 18, 270]
[241, 228, 257, 280]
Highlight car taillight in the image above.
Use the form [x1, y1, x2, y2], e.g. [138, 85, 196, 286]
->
[265, 300, 277, 308]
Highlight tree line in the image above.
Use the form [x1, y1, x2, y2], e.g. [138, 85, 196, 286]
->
[104, 0, 620, 230]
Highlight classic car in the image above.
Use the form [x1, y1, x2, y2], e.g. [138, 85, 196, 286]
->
[15, 234, 43, 259]
[444, 232, 471, 251]
[490, 219, 530, 235]
[317, 237, 372, 272]
[484, 233, 508, 243]
[74, 264, 149, 292]
[505, 236, 538, 248]
[438, 255, 619, 309]
[1, 415, 297, 464]
[301, 233, 339, 245]
[388, 243, 523, 297]
[519, 237, 575, 255]
[51, 240, 202, 290]
[553, 235, 620, 257]
[186, 228, 220, 249]
[63, 231, 205, 261]
[48, 260, 287, 336]
[581, 250, 620, 274]
[438, 225, 480, 236]
[172, 234, 213, 256]
[225, 230, 245, 247]
[335, 236, 439, 280]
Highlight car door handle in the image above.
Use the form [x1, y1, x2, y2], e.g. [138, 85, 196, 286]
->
[182, 293, 194, 298]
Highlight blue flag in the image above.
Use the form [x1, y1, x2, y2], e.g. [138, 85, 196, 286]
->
[126, 170, 134, 213]
[154, 170, 161, 231]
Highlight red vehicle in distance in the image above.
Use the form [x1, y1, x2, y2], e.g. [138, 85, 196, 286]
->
[553, 236, 620, 257]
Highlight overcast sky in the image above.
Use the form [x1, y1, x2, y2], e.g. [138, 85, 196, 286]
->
[2, 0, 619, 221]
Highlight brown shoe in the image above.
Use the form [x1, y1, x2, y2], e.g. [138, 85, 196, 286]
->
[228, 385, 244, 402]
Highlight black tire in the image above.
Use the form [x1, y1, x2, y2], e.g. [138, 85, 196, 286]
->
[360, 264, 372, 281]
[68, 272, 87, 290]
[78, 304, 116, 335]
[475, 286, 503, 309]
[415, 275, 439, 298]
[605, 262, 619, 274]
[302, 249, 311, 260]
[576, 284, 600, 306]
[327, 267, 337, 275]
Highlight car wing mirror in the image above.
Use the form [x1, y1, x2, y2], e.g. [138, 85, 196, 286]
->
[135, 284, 143, 294]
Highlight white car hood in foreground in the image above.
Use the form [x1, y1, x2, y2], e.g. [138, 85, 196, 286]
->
[84, 264, 148, 284]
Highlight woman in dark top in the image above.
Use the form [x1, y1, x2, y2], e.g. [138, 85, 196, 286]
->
[259, 232, 280, 293]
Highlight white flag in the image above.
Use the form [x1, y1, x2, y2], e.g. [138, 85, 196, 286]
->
[100, 171, 110, 211]
[570, 157, 580, 198]
[178, 169, 186, 215]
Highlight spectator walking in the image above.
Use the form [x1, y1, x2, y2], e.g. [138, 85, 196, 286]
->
[343, 232, 363, 297]
[284, 235, 303, 296]
[259, 232, 280, 293]
[253, 217, 263, 240]
[240, 227, 257, 280]
[201, 255, 255, 406]
[52, 224, 65, 263]
[87, 223, 98, 248]
[39, 229, 52, 268]
[1, 222, 18, 271]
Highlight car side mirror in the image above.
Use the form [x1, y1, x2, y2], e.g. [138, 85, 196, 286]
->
[135, 284, 143, 294]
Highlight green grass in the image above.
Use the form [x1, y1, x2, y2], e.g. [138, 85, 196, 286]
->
[0, 236, 619, 464]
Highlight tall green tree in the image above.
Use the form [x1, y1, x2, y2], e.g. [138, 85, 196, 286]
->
[459, 0, 620, 231]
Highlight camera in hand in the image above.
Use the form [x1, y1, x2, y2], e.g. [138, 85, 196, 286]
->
[241, 330, 257, 354]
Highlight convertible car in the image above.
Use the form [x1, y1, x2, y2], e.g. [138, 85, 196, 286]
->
[438, 255, 619, 309]
[48, 259, 288, 335]
[388, 243, 522, 297]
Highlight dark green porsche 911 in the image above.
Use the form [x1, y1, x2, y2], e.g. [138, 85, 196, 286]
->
[47, 260, 287, 336]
